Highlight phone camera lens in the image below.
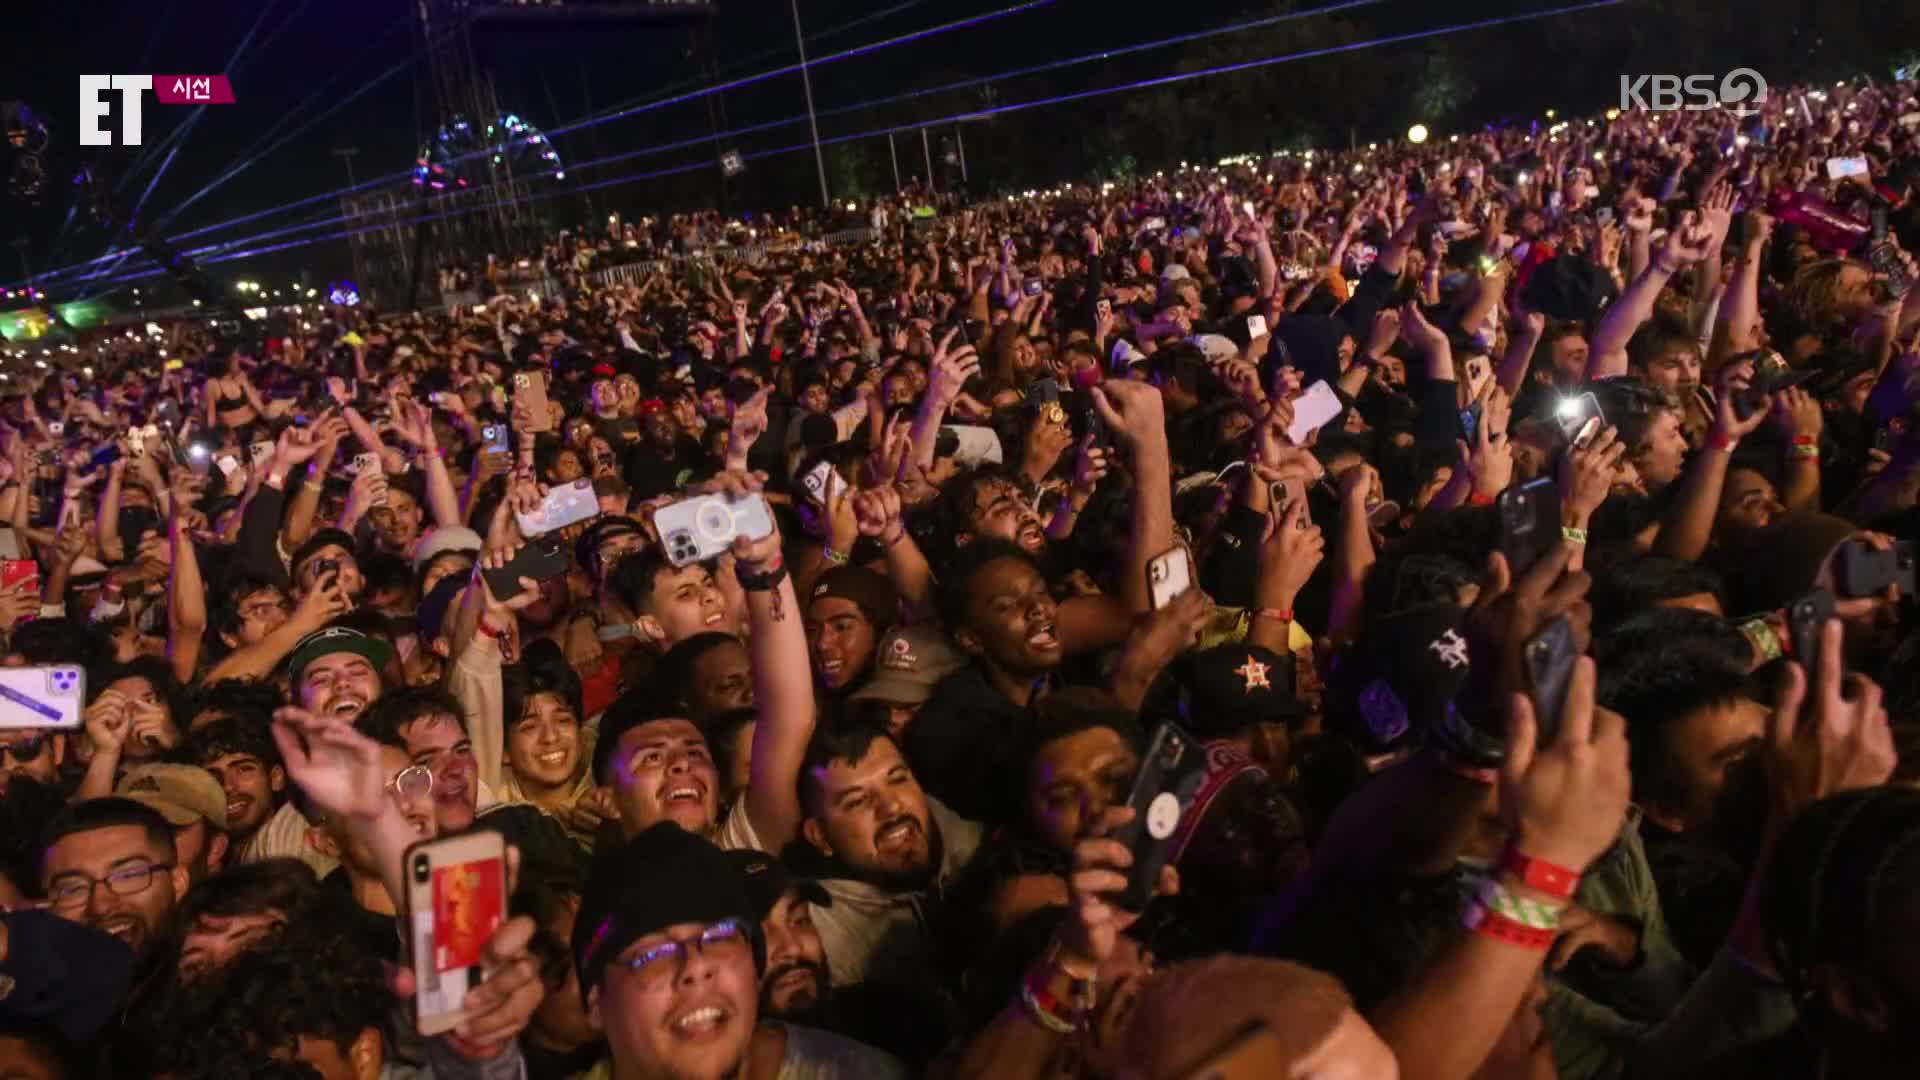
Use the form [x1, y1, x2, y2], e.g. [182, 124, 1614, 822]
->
[412, 855, 430, 884]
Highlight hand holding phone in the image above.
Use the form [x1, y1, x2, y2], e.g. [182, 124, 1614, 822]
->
[1147, 546, 1195, 610]
[404, 830, 508, 1036]
[1107, 724, 1208, 911]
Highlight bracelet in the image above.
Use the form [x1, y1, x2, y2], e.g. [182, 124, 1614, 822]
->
[1707, 432, 1738, 453]
[1792, 444, 1819, 460]
[1468, 492, 1496, 507]
[1462, 899, 1558, 950]
[1791, 434, 1818, 447]
[1474, 875, 1567, 931]
[821, 546, 850, 567]
[1254, 607, 1294, 624]
[1561, 526, 1588, 545]
[736, 558, 788, 593]
[881, 528, 908, 548]
[1019, 972, 1079, 1035]
[1497, 844, 1581, 900]
[477, 616, 506, 640]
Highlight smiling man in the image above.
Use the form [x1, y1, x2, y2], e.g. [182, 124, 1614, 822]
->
[292, 733, 436, 963]
[571, 824, 904, 1080]
[39, 797, 190, 975]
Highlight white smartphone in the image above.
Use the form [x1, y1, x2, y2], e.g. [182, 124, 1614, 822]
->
[1147, 546, 1195, 610]
[249, 441, 275, 465]
[655, 492, 776, 567]
[352, 452, 381, 475]
[1826, 156, 1871, 180]
[0, 666, 88, 729]
[404, 830, 507, 1037]
[515, 479, 600, 536]
[943, 424, 1004, 466]
[1246, 314, 1268, 339]
[1284, 380, 1344, 445]
[800, 460, 841, 507]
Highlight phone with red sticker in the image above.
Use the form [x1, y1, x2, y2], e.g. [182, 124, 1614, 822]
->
[404, 831, 506, 1036]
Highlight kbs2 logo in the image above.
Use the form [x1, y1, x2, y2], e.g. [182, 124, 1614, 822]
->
[80, 75, 236, 146]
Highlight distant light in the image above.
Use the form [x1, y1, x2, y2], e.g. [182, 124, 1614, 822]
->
[1735, 134, 1751, 148]
[1593, 151, 1607, 163]
[1605, 108, 1620, 121]
[1407, 124, 1430, 144]
[1450, 134, 1459, 143]
[1545, 109, 1557, 119]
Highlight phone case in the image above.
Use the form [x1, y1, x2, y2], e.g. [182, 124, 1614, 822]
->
[655, 493, 775, 568]
[1110, 723, 1208, 911]
[800, 461, 840, 507]
[1790, 589, 1837, 682]
[1556, 393, 1604, 445]
[481, 538, 567, 600]
[1498, 477, 1561, 578]
[352, 452, 381, 476]
[1837, 541, 1899, 598]
[1524, 616, 1577, 747]
[404, 831, 507, 1037]
[0, 666, 86, 729]
[1147, 547, 1195, 610]
[515, 480, 599, 537]
[1284, 381, 1344, 445]
[512, 372, 552, 432]
[2, 559, 39, 594]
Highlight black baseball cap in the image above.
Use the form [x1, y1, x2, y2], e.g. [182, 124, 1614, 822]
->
[572, 824, 761, 995]
[727, 849, 830, 920]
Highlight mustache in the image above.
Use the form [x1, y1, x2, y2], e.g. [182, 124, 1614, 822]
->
[877, 814, 922, 839]
[765, 958, 828, 992]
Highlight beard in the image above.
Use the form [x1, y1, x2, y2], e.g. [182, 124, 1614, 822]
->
[847, 816, 943, 893]
[760, 959, 833, 1025]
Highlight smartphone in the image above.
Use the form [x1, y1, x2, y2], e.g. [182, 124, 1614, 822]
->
[351, 452, 381, 476]
[1790, 588, 1837, 684]
[655, 492, 776, 568]
[1284, 380, 1344, 444]
[943, 424, 1004, 466]
[1835, 539, 1916, 597]
[1498, 477, 1561, 579]
[404, 830, 507, 1037]
[1096, 298, 1112, 320]
[2, 559, 39, 599]
[481, 424, 511, 456]
[0, 665, 86, 729]
[1022, 277, 1043, 298]
[799, 460, 841, 508]
[1147, 546, 1195, 610]
[512, 371, 552, 433]
[1109, 723, 1208, 911]
[1245, 314, 1267, 340]
[480, 537, 568, 600]
[515, 479, 601, 537]
[1524, 616, 1577, 746]
[1556, 392, 1604, 448]
[1825, 156, 1870, 180]
[1460, 405, 1483, 442]
[1462, 356, 1492, 402]
[1595, 206, 1614, 226]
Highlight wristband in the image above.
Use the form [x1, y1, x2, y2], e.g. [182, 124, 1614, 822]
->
[882, 528, 908, 548]
[477, 616, 506, 640]
[1791, 434, 1818, 447]
[1019, 971, 1079, 1035]
[736, 558, 788, 593]
[1498, 844, 1581, 900]
[1254, 607, 1294, 624]
[1468, 492, 1496, 507]
[1462, 899, 1558, 950]
[821, 546, 851, 567]
[1561, 526, 1588, 545]
[1792, 444, 1819, 460]
[1474, 875, 1566, 931]
[1708, 432, 1738, 453]
[267, 470, 287, 489]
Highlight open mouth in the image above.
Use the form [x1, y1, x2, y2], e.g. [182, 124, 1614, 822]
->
[668, 1003, 733, 1039]
[1025, 621, 1059, 650]
[704, 612, 726, 627]
[226, 797, 252, 819]
[875, 815, 922, 849]
[96, 915, 141, 945]
[820, 657, 844, 677]
[328, 696, 367, 720]
[1017, 522, 1045, 548]
[661, 783, 706, 807]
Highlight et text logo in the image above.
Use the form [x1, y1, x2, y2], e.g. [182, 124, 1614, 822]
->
[80, 75, 235, 146]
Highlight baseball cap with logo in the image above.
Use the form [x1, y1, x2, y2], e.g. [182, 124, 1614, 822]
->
[1324, 603, 1473, 755]
[1175, 643, 1305, 740]
[285, 626, 395, 689]
[847, 624, 967, 706]
[116, 763, 229, 830]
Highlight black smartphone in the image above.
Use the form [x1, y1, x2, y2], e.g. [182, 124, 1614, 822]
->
[481, 538, 567, 601]
[1497, 477, 1561, 578]
[1524, 616, 1577, 747]
[1109, 723, 1208, 912]
[1790, 588, 1837, 684]
[1836, 540, 1904, 598]
[1873, 427, 1895, 453]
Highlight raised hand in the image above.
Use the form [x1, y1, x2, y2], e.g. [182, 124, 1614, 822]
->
[1559, 425, 1624, 520]
[1501, 657, 1633, 873]
[477, 544, 541, 616]
[1710, 358, 1769, 446]
[1766, 619, 1897, 823]
[1088, 380, 1168, 452]
[271, 706, 391, 824]
[852, 485, 905, 541]
[1260, 498, 1326, 610]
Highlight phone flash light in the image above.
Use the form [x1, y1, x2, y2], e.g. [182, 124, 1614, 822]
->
[1735, 135, 1751, 148]
[188, 444, 210, 461]
[1517, 172, 1532, 184]
[1556, 397, 1582, 418]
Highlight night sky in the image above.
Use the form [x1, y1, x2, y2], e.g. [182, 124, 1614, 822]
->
[4, 0, 1916, 304]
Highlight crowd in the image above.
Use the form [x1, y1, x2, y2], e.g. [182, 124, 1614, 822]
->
[3, 70, 1920, 1080]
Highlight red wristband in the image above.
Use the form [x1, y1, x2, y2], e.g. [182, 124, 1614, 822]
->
[1463, 902, 1557, 950]
[1708, 432, 1738, 452]
[1791, 434, 1817, 447]
[1255, 607, 1294, 624]
[1498, 845, 1581, 900]
[477, 616, 506, 640]
[1468, 492, 1496, 507]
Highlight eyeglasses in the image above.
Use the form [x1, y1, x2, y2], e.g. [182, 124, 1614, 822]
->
[620, 918, 749, 978]
[47, 859, 174, 910]
[0, 734, 50, 764]
[388, 764, 434, 804]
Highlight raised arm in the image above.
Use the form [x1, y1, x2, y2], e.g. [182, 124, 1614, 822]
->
[96, 456, 128, 564]
[1588, 215, 1719, 381]
[167, 477, 208, 685]
[735, 494, 813, 851]
[390, 401, 461, 528]
[1654, 361, 1768, 562]
[1089, 380, 1171, 616]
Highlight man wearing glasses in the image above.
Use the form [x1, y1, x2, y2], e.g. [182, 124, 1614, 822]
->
[570, 823, 903, 1080]
[38, 797, 190, 975]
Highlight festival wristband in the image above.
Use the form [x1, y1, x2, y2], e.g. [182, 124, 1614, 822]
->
[821, 546, 850, 567]
[736, 558, 788, 593]
[1561, 526, 1588, 545]
[1498, 845, 1581, 900]
[1254, 607, 1294, 624]
[1468, 492, 1496, 507]
[1462, 899, 1557, 950]
[1474, 875, 1566, 931]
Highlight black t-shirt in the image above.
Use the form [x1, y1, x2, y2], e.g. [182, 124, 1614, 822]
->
[322, 869, 400, 964]
[905, 663, 1040, 823]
